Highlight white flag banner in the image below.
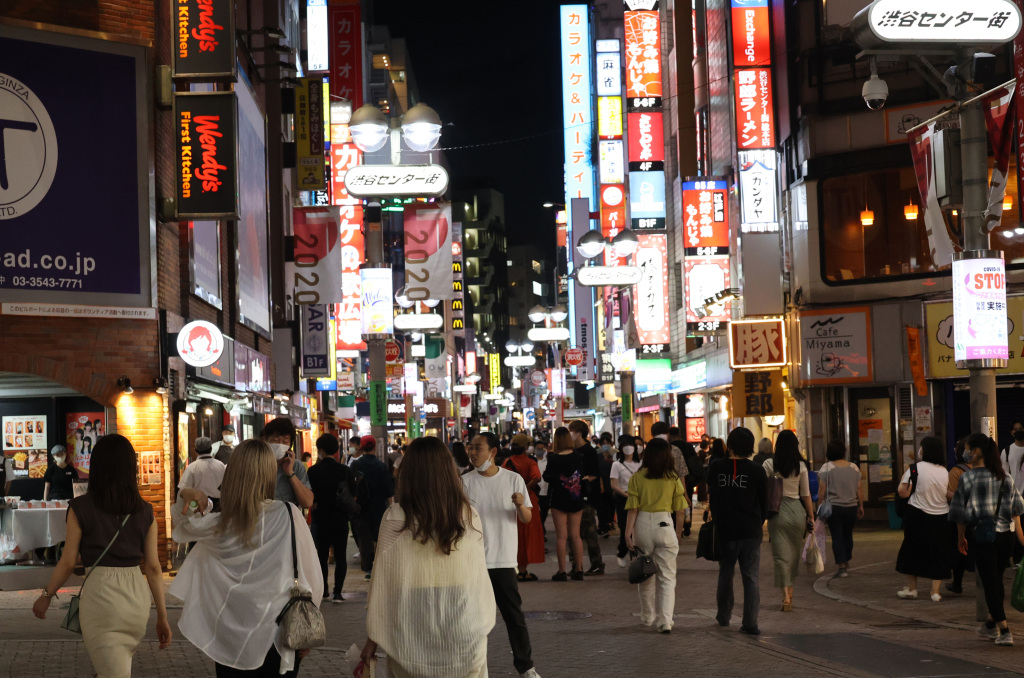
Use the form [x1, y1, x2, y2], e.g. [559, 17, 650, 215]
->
[403, 203, 453, 301]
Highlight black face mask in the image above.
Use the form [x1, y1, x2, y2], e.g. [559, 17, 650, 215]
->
[1013, 431, 1024, 442]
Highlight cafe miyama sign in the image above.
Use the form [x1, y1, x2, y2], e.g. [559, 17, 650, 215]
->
[853, 0, 1022, 45]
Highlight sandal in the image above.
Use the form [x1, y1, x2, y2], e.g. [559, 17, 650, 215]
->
[781, 600, 792, 612]
[518, 571, 538, 582]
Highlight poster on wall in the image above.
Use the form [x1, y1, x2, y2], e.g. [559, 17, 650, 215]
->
[0, 26, 152, 306]
[3, 415, 48, 478]
[66, 412, 103, 477]
[235, 76, 271, 334]
[925, 296, 1024, 378]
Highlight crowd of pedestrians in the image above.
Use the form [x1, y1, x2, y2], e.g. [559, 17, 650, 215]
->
[28, 418, 1024, 676]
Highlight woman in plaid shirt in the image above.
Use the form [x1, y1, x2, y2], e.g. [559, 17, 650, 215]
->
[950, 433, 1024, 647]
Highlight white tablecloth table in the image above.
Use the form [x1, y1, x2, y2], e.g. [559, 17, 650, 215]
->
[0, 507, 68, 559]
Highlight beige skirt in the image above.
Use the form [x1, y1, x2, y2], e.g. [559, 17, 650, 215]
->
[80, 566, 151, 678]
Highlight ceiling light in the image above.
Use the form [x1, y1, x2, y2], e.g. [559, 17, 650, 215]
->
[860, 207, 874, 226]
[904, 201, 918, 221]
[1004, 195, 1014, 211]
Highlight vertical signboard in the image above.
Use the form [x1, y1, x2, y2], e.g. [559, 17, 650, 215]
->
[623, 4, 663, 110]
[295, 77, 326, 190]
[190, 220, 222, 307]
[684, 256, 732, 335]
[330, 123, 362, 206]
[175, 92, 239, 219]
[599, 140, 625, 184]
[952, 253, 1009, 363]
[560, 5, 595, 211]
[738, 151, 778, 232]
[731, 0, 771, 67]
[451, 222, 466, 334]
[329, 2, 363, 108]
[306, 0, 330, 72]
[635, 234, 670, 351]
[571, 198, 598, 380]
[235, 79, 271, 334]
[172, 0, 236, 79]
[596, 50, 622, 96]
[627, 111, 665, 169]
[628, 171, 667, 230]
[682, 179, 729, 254]
[360, 268, 393, 335]
[735, 68, 775, 149]
[300, 304, 332, 377]
[600, 185, 628, 266]
[335, 205, 366, 352]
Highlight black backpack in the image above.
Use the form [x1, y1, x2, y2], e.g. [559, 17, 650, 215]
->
[336, 466, 364, 517]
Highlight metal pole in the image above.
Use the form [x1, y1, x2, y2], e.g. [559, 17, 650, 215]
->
[960, 99, 999, 622]
[365, 202, 388, 456]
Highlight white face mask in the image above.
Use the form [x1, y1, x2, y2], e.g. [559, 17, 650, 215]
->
[270, 443, 290, 461]
[527, 446, 535, 454]
[622, 446, 636, 456]
[475, 458, 493, 474]
[222, 434, 234, 444]
[54, 456, 66, 465]
[656, 434, 669, 441]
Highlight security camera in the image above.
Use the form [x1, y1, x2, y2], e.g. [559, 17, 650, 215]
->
[863, 73, 888, 110]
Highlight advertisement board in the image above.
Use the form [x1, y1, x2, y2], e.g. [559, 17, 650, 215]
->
[684, 256, 731, 335]
[190, 221, 221, 307]
[738, 150, 778, 232]
[682, 179, 729, 253]
[235, 78, 271, 334]
[306, 0, 330, 72]
[925, 296, 1024, 378]
[624, 9, 663, 109]
[66, 412, 102, 478]
[176, 92, 239, 219]
[628, 171, 667, 230]
[560, 5, 596, 213]
[952, 254, 1009, 362]
[732, 369, 784, 417]
[730, 319, 786, 368]
[234, 344, 271, 393]
[797, 307, 873, 385]
[735, 68, 775, 149]
[627, 111, 665, 167]
[731, 0, 771, 67]
[290, 206, 342, 305]
[172, 0, 236, 79]
[596, 51, 622, 96]
[360, 268, 393, 335]
[600, 184, 628, 266]
[3, 414, 48, 470]
[403, 203, 453, 301]
[635, 234, 670, 348]
[335, 205, 366, 351]
[329, 2, 363, 108]
[599, 140, 625, 185]
[330, 124, 362, 206]
[451, 222, 466, 334]
[295, 77, 326, 191]
[0, 27, 153, 306]
[300, 304, 332, 377]
[598, 96, 624, 139]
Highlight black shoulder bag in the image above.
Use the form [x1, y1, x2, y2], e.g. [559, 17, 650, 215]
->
[894, 463, 918, 518]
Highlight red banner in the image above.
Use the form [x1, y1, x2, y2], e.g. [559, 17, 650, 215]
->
[1016, 0, 1024, 221]
[600, 184, 627, 266]
[735, 68, 775, 149]
[982, 83, 1017, 232]
[329, 3, 363, 108]
[330, 123, 362, 207]
[624, 10, 663, 102]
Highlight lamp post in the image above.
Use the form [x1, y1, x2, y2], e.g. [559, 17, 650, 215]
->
[348, 102, 444, 453]
[527, 305, 569, 427]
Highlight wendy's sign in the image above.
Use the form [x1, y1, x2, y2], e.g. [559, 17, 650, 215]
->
[175, 92, 238, 219]
[172, 0, 236, 80]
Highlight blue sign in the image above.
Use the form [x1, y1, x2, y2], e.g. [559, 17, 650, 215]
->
[0, 27, 151, 305]
[560, 5, 596, 225]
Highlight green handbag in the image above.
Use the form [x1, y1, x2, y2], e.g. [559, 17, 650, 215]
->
[61, 514, 130, 634]
[1012, 556, 1024, 613]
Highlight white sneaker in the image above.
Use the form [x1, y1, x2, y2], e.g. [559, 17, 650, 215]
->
[978, 623, 1000, 640]
[896, 587, 918, 599]
[519, 669, 542, 678]
[996, 631, 1014, 646]
[616, 556, 628, 568]
[930, 593, 942, 602]
[352, 551, 360, 560]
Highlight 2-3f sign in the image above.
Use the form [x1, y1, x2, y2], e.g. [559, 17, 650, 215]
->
[0, 73, 57, 220]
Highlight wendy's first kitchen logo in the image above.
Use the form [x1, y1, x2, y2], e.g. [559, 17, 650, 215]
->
[174, 91, 238, 219]
[173, 0, 236, 79]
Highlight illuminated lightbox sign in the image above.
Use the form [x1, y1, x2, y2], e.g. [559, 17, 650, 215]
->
[735, 68, 775, 150]
[624, 9, 663, 111]
[599, 140, 625, 184]
[177, 320, 225, 368]
[859, 0, 1022, 44]
[627, 111, 665, 169]
[175, 92, 238, 219]
[360, 268, 393, 335]
[172, 0, 236, 79]
[731, 0, 771, 67]
[628, 171, 666, 230]
[344, 165, 449, 198]
[738, 150, 779, 232]
[729, 318, 786, 369]
[684, 256, 731, 335]
[576, 265, 642, 287]
[952, 253, 1009, 362]
[600, 184, 628, 266]
[596, 52, 622, 96]
[306, 0, 330, 72]
[560, 5, 596, 211]
[682, 179, 729, 254]
[598, 96, 624, 139]
[635, 234, 670, 347]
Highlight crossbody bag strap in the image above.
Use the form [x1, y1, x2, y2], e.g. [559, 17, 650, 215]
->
[81, 513, 131, 589]
[995, 478, 1006, 519]
[285, 501, 298, 584]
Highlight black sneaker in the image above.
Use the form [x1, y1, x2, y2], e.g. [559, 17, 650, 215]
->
[585, 565, 605, 576]
[331, 592, 344, 604]
[551, 571, 568, 582]
[739, 626, 761, 636]
[570, 569, 585, 581]
[683, 523, 692, 537]
[944, 583, 963, 595]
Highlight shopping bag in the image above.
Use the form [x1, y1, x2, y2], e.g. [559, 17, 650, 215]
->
[1012, 562, 1024, 613]
[802, 533, 824, 575]
[813, 518, 828, 567]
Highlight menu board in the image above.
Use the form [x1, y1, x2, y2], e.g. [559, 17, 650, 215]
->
[66, 412, 104, 478]
[3, 416, 48, 479]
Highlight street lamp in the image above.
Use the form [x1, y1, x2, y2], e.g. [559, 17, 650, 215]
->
[349, 102, 444, 158]
[401, 103, 443, 152]
[348, 104, 390, 152]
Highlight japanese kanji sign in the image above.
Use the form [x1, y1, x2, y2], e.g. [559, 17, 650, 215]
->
[731, 0, 771, 67]
[627, 111, 665, 168]
[635, 234, 670, 347]
[334, 204, 366, 352]
[329, 2, 363, 108]
[344, 165, 449, 198]
[952, 254, 1008, 363]
[596, 51, 622, 96]
[295, 77, 326, 191]
[859, 0, 1022, 44]
[732, 369, 785, 417]
[598, 96, 624, 139]
[734, 68, 775, 149]
[599, 140, 625, 184]
[738, 150, 778, 232]
[729, 319, 786, 368]
[624, 9, 663, 110]
[682, 179, 729, 254]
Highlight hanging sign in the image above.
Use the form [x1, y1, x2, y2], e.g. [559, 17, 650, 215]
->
[732, 369, 785, 417]
[738, 151, 779, 232]
[682, 179, 729, 254]
[177, 319, 225, 368]
[290, 206, 342, 305]
[175, 92, 238, 219]
[952, 251, 1009, 364]
[295, 77, 326, 191]
[403, 203, 453, 301]
[172, 0, 236, 80]
[729, 319, 786, 369]
[300, 304, 332, 377]
[734, 68, 775, 150]
[797, 307, 873, 385]
[344, 165, 449, 198]
[853, 0, 1022, 45]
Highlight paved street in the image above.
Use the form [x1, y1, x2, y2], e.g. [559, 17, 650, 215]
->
[2, 519, 1024, 677]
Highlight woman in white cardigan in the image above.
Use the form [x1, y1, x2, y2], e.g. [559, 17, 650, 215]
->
[171, 439, 323, 676]
[361, 436, 495, 677]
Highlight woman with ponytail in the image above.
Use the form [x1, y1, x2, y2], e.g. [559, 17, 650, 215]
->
[950, 434, 1024, 646]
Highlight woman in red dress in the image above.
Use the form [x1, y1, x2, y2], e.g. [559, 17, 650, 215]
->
[503, 433, 546, 581]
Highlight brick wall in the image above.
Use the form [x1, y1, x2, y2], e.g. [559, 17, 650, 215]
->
[1, 0, 155, 45]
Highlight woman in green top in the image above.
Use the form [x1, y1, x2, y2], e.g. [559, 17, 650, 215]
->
[624, 439, 688, 633]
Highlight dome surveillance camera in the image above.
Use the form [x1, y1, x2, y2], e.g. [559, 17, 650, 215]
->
[862, 73, 888, 111]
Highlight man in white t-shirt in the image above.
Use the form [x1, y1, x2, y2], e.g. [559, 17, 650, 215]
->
[463, 432, 542, 678]
[178, 437, 226, 510]
[1002, 421, 1024, 490]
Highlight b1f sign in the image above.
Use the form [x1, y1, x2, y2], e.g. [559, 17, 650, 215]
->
[952, 252, 1009, 364]
[300, 304, 332, 377]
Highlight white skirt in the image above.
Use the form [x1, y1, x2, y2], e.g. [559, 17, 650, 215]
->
[80, 566, 151, 678]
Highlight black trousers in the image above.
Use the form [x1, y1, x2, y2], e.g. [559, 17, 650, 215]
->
[598, 491, 615, 533]
[311, 515, 349, 596]
[974, 531, 1014, 623]
[615, 494, 629, 558]
[488, 568, 534, 674]
[215, 646, 301, 677]
[353, 515, 381, 573]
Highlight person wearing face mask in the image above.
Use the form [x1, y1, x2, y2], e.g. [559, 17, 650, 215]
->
[501, 434, 545, 582]
[945, 437, 975, 595]
[43, 445, 77, 501]
[259, 418, 314, 510]
[178, 437, 226, 512]
[463, 433, 543, 678]
[349, 435, 395, 579]
[612, 435, 642, 568]
[567, 419, 606, 576]
[597, 433, 616, 536]
[345, 436, 363, 466]
[212, 425, 235, 465]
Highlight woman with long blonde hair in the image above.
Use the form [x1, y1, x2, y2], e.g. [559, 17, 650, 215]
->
[171, 439, 322, 676]
[360, 436, 494, 677]
[542, 426, 587, 581]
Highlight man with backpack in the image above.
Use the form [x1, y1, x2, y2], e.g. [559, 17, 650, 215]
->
[307, 433, 352, 603]
[670, 425, 703, 536]
[349, 435, 394, 579]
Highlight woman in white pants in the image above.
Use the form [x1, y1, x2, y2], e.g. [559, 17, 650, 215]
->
[625, 438, 688, 633]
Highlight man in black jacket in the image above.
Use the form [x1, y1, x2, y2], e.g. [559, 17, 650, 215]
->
[307, 434, 352, 603]
[707, 427, 767, 635]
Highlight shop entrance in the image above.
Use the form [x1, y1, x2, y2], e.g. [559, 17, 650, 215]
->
[948, 383, 1024, 452]
[847, 387, 898, 505]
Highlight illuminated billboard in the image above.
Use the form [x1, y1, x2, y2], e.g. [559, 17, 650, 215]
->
[599, 140, 625, 184]
[596, 51, 622, 96]
[684, 256, 731, 335]
[682, 179, 729, 254]
[624, 9, 662, 110]
[731, 0, 771, 67]
[598, 96, 624, 139]
[635, 234, 670, 348]
[735, 68, 775, 149]
[628, 171, 666, 231]
[560, 5, 595, 209]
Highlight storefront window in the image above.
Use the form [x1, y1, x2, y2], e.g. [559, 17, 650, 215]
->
[822, 164, 1023, 283]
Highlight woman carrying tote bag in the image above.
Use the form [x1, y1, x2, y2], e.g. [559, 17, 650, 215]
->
[33, 435, 172, 677]
[171, 440, 323, 676]
[762, 431, 815, 612]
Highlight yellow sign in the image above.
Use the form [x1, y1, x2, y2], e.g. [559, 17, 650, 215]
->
[732, 369, 785, 417]
[597, 96, 623, 139]
[489, 352, 501, 394]
[925, 296, 1024, 378]
[295, 77, 326, 190]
